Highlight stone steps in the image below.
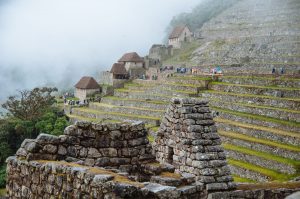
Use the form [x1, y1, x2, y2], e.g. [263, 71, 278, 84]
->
[223, 143, 297, 174]
[72, 107, 160, 126]
[101, 97, 168, 110]
[215, 117, 300, 146]
[219, 130, 300, 161]
[210, 100, 300, 122]
[210, 82, 300, 98]
[213, 107, 300, 133]
[89, 103, 164, 118]
[202, 91, 300, 110]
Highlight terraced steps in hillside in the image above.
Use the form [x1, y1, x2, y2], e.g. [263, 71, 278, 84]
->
[101, 96, 168, 110]
[228, 158, 295, 182]
[218, 76, 300, 87]
[215, 118, 300, 146]
[203, 90, 300, 110]
[223, 143, 299, 174]
[89, 103, 164, 118]
[219, 130, 300, 161]
[72, 107, 160, 126]
[213, 107, 300, 133]
[210, 82, 300, 98]
[210, 100, 300, 122]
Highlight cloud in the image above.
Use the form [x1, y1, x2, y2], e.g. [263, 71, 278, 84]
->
[0, 0, 200, 100]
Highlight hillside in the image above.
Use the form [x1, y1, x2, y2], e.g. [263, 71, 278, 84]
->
[165, 0, 300, 74]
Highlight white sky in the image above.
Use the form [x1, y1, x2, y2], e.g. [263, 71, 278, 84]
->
[0, 0, 200, 100]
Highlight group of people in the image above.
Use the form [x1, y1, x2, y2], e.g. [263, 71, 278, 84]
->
[272, 67, 285, 75]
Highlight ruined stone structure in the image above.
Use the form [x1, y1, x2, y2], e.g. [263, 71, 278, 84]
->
[168, 25, 193, 49]
[74, 76, 101, 101]
[154, 98, 235, 191]
[6, 98, 300, 198]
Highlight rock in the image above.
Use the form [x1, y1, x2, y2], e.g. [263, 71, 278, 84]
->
[36, 134, 60, 145]
[92, 174, 114, 184]
[43, 144, 57, 154]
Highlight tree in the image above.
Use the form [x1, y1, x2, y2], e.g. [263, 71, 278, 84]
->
[2, 87, 58, 121]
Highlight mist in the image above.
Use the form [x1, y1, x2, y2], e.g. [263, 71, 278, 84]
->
[0, 0, 200, 101]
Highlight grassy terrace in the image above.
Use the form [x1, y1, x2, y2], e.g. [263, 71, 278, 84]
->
[171, 75, 211, 81]
[215, 118, 300, 139]
[211, 99, 300, 114]
[219, 130, 300, 152]
[161, 88, 197, 95]
[67, 114, 120, 123]
[91, 103, 164, 113]
[114, 88, 144, 93]
[213, 107, 300, 128]
[205, 90, 300, 102]
[228, 158, 296, 181]
[103, 96, 168, 105]
[221, 75, 300, 81]
[211, 81, 300, 91]
[223, 143, 300, 169]
[232, 174, 256, 183]
[164, 82, 200, 88]
[73, 107, 160, 121]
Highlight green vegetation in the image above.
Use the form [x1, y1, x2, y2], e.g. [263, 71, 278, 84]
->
[92, 103, 164, 113]
[211, 81, 300, 91]
[205, 90, 300, 102]
[223, 143, 300, 168]
[147, 135, 155, 143]
[222, 75, 300, 81]
[232, 174, 256, 183]
[74, 107, 161, 121]
[215, 118, 300, 139]
[0, 87, 69, 188]
[171, 75, 211, 81]
[114, 88, 144, 93]
[213, 107, 300, 128]
[219, 130, 300, 152]
[211, 99, 300, 114]
[228, 158, 293, 181]
[103, 96, 168, 105]
[0, 188, 5, 196]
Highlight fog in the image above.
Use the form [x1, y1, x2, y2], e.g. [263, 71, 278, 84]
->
[0, 0, 200, 101]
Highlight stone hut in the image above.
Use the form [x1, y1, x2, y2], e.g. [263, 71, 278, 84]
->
[154, 98, 235, 191]
[118, 52, 145, 79]
[168, 25, 193, 49]
[110, 63, 129, 79]
[75, 76, 101, 101]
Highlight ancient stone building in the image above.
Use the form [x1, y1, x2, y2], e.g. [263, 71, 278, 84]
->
[6, 98, 300, 198]
[110, 63, 129, 79]
[168, 25, 193, 49]
[118, 52, 145, 79]
[74, 76, 101, 101]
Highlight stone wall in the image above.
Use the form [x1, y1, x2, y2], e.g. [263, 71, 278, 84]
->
[15, 121, 154, 168]
[154, 98, 235, 192]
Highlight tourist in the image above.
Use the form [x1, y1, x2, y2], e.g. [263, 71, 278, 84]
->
[281, 67, 284, 74]
[272, 67, 276, 74]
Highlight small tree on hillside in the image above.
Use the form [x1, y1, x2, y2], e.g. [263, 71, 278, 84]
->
[2, 87, 58, 121]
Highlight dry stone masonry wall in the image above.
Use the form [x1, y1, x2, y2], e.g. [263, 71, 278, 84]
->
[6, 98, 300, 198]
[154, 98, 235, 192]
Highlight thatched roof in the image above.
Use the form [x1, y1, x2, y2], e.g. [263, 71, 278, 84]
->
[169, 25, 188, 39]
[110, 63, 128, 75]
[75, 76, 100, 89]
[118, 52, 144, 62]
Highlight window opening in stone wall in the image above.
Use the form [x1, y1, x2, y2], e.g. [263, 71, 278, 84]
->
[168, 146, 174, 164]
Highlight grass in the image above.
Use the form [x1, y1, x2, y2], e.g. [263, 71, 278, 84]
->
[67, 114, 120, 123]
[232, 174, 256, 183]
[215, 118, 300, 139]
[211, 81, 300, 91]
[92, 103, 165, 113]
[149, 126, 159, 132]
[223, 143, 300, 168]
[222, 75, 300, 81]
[237, 181, 300, 190]
[148, 135, 155, 143]
[74, 107, 161, 121]
[211, 99, 300, 114]
[104, 96, 168, 105]
[0, 189, 5, 196]
[228, 158, 292, 181]
[161, 88, 197, 95]
[219, 130, 300, 152]
[213, 107, 300, 128]
[159, 172, 181, 179]
[205, 90, 300, 102]
[171, 75, 211, 81]
[114, 88, 144, 93]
